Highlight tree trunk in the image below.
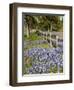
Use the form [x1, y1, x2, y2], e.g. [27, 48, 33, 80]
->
[26, 25, 30, 38]
[50, 23, 52, 32]
[48, 25, 49, 32]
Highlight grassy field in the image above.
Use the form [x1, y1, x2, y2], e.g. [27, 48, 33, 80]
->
[24, 32, 42, 41]
[24, 32, 50, 50]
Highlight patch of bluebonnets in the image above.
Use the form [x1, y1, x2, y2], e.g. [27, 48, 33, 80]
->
[24, 40, 63, 74]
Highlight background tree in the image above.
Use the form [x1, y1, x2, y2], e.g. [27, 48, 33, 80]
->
[24, 15, 63, 38]
[25, 15, 37, 38]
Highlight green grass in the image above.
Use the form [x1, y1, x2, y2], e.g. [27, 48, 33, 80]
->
[48, 64, 63, 73]
[24, 56, 32, 74]
[49, 64, 57, 73]
[59, 66, 63, 73]
[24, 32, 42, 41]
[24, 43, 49, 51]
[35, 43, 49, 48]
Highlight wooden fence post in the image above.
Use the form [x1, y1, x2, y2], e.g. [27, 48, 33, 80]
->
[56, 35, 59, 47]
[50, 32, 52, 47]
[46, 32, 47, 40]
[43, 32, 44, 40]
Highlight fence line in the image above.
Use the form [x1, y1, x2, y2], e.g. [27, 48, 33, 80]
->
[24, 31, 63, 48]
[39, 31, 60, 47]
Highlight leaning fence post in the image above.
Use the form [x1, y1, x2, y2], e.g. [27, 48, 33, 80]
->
[43, 32, 44, 40]
[50, 32, 52, 47]
[56, 35, 59, 47]
[46, 32, 47, 40]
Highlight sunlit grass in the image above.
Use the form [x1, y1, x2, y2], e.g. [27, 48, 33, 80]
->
[24, 43, 49, 51]
[24, 32, 42, 41]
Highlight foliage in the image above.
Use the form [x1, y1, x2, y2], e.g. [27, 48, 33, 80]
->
[24, 15, 63, 34]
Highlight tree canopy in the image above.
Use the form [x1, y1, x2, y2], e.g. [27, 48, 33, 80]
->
[24, 15, 63, 37]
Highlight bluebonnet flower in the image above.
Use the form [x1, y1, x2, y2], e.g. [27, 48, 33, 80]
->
[24, 40, 63, 74]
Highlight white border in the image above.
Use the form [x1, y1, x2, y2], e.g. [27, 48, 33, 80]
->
[17, 7, 70, 82]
